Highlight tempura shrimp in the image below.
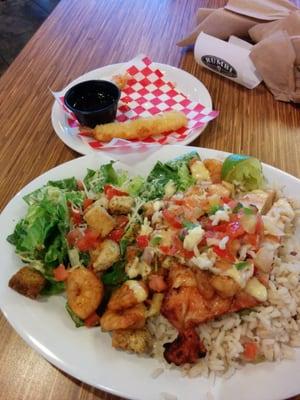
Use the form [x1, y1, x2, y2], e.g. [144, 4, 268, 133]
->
[66, 267, 103, 320]
[100, 303, 146, 331]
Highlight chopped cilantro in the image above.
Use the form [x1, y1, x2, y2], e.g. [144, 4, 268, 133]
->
[208, 205, 222, 215]
[235, 261, 249, 270]
[182, 221, 199, 230]
[243, 207, 255, 215]
[232, 203, 243, 213]
[151, 236, 162, 246]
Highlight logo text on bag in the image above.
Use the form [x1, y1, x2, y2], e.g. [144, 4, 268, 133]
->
[201, 55, 237, 78]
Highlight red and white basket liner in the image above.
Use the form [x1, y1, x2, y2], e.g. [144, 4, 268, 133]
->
[53, 55, 218, 150]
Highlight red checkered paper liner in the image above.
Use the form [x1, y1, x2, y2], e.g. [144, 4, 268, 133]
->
[53, 55, 218, 150]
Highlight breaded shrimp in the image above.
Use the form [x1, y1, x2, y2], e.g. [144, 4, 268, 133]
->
[93, 111, 187, 142]
[100, 304, 146, 331]
[107, 280, 148, 311]
[66, 267, 103, 320]
[203, 159, 223, 183]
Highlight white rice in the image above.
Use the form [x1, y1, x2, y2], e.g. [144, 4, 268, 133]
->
[147, 207, 300, 378]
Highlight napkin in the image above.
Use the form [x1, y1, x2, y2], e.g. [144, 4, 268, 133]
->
[177, 0, 298, 46]
[250, 31, 300, 102]
[249, 10, 300, 42]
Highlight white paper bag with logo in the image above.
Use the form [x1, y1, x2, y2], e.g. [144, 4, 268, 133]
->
[194, 32, 262, 89]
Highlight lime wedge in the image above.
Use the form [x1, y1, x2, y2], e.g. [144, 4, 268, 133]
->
[221, 154, 264, 191]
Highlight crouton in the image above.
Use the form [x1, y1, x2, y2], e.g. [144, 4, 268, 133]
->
[90, 196, 109, 210]
[238, 190, 275, 215]
[189, 160, 210, 181]
[9, 266, 45, 299]
[108, 195, 135, 215]
[84, 204, 116, 237]
[90, 239, 120, 271]
[112, 328, 152, 354]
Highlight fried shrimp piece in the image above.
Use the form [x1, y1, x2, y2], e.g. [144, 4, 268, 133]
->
[107, 280, 148, 311]
[112, 328, 152, 354]
[203, 159, 223, 183]
[112, 73, 131, 90]
[93, 111, 188, 142]
[100, 304, 146, 331]
[66, 267, 103, 320]
[8, 266, 45, 299]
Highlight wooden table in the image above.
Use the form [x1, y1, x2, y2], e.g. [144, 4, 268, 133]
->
[0, 0, 300, 399]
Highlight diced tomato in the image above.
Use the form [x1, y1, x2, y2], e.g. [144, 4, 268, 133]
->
[243, 233, 260, 250]
[199, 216, 213, 230]
[226, 221, 245, 239]
[221, 196, 231, 204]
[70, 208, 82, 225]
[76, 228, 99, 251]
[226, 238, 241, 258]
[159, 245, 176, 256]
[148, 274, 167, 292]
[77, 180, 84, 190]
[256, 214, 264, 235]
[243, 341, 258, 361]
[83, 198, 94, 210]
[182, 249, 195, 259]
[104, 184, 128, 200]
[212, 245, 235, 262]
[173, 198, 185, 206]
[84, 228, 99, 242]
[84, 312, 100, 327]
[53, 264, 69, 281]
[108, 228, 125, 242]
[136, 235, 149, 249]
[67, 229, 81, 246]
[162, 209, 182, 229]
[210, 222, 228, 232]
[115, 215, 129, 229]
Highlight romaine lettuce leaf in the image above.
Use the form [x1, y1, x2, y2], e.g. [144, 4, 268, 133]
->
[83, 161, 128, 194]
[139, 151, 199, 200]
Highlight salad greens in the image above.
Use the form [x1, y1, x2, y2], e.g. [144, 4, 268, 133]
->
[138, 151, 199, 200]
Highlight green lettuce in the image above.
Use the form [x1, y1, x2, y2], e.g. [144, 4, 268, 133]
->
[7, 185, 70, 278]
[139, 151, 199, 200]
[83, 161, 128, 194]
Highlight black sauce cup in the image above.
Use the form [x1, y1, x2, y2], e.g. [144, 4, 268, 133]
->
[64, 80, 121, 128]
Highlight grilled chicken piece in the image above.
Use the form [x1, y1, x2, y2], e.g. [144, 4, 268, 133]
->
[162, 265, 259, 332]
[164, 328, 206, 365]
[238, 190, 275, 215]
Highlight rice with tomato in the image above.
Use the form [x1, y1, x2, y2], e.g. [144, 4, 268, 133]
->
[7, 152, 300, 378]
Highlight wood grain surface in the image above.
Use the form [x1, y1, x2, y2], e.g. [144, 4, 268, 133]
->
[0, 0, 300, 399]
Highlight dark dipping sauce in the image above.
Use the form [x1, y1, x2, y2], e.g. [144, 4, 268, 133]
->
[70, 91, 116, 112]
[64, 80, 121, 128]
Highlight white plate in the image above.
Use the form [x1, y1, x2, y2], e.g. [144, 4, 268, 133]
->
[1, 145, 300, 400]
[51, 63, 212, 155]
